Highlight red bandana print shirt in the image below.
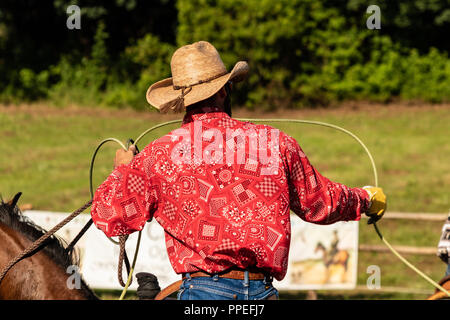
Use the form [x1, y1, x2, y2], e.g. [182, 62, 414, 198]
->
[91, 107, 370, 280]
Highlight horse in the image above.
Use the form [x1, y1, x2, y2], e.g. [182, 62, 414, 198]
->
[0, 193, 97, 300]
[315, 241, 350, 283]
[315, 242, 349, 269]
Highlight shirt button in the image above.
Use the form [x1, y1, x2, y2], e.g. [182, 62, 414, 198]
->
[189, 285, 194, 289]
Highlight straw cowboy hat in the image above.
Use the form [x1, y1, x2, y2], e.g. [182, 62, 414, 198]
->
[146, 41, 249, 113]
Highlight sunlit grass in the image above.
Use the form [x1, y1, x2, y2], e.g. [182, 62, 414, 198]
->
[1, 103, 449, 299]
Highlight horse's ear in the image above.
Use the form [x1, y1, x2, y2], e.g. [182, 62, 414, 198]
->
[7, 192, 22, 209]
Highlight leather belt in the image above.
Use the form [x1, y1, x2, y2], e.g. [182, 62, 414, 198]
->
[183, 269, 270, 281]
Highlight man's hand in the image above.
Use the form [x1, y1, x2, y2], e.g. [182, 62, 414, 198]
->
[114, 145, 136, 168]
[362, 186, 387, 224]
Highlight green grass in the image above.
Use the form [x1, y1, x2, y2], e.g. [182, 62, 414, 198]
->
[1, 103, 449, 300]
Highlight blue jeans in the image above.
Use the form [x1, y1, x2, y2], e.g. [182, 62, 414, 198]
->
[445, 264, 450, 277]
[177, 272, 279, 300]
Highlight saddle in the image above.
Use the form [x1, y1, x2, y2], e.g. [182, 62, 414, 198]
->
[427, 275, 450, 300]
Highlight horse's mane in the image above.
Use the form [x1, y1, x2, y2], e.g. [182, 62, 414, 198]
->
[0, 193, 97, 299]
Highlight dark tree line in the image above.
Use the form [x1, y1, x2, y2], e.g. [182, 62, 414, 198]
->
[0, 0, 449, 108]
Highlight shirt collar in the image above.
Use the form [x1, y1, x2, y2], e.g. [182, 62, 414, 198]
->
[182, 105, 230, 125]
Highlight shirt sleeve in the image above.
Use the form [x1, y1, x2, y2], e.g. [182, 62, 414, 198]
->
[281, 133, 370, 224]
[90, 145, 158, 237]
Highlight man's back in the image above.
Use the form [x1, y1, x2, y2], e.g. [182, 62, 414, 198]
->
[91, 107, 370, 281]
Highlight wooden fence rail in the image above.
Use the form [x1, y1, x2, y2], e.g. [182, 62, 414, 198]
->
[361, 211, 448, 221]
[359, 244, 436, 255]
[359, 210, 447, 255]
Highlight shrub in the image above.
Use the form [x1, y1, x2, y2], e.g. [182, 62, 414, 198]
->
[1, 1, 449, 109]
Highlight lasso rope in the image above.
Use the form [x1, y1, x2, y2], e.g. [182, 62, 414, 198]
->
[118, 117, 449, 298]
[88, 137, 140, 299]
[240, 119, 450, 297]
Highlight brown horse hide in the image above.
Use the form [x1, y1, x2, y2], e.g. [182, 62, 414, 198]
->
[0, 194, 97, 300]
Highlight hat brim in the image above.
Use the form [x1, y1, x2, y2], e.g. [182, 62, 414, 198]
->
[146, 61, 249, 112]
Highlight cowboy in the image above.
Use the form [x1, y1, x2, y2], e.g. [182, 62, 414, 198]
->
[90, 41, 387, 300]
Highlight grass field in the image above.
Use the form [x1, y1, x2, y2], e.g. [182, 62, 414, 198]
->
[1, 102, 449, 300]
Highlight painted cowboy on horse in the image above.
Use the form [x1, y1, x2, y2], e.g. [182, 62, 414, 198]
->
[90, 41, 387, 300]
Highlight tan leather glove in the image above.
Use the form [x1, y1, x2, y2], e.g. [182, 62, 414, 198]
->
[114, 145, 136, 168]
[362, 186, 387, 224]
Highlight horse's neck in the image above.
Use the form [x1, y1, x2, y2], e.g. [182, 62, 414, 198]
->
[0, 224, 88, 300]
